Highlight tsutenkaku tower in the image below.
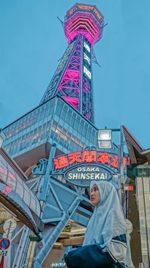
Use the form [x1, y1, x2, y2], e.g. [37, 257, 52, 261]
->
[40, 3, 104, 122]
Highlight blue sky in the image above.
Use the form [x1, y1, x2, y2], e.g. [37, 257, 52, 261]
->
[0, 0, 150, 148]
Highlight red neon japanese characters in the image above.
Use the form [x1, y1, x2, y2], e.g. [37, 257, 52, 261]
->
[53, 151, 129, 170]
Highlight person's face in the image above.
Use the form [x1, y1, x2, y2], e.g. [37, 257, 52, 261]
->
[90, 184, 100, 206]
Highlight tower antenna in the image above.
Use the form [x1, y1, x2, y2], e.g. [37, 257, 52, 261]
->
[57, 17, 64, 27]
[92, 50, 101, 68]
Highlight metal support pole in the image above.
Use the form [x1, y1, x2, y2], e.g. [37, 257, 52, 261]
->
[111, 127, 124, 202]
[38, 144, 56, 201]
[33, 196, 81, 268]
[119, 126, 124, 181]
[119, 126, 128, 211]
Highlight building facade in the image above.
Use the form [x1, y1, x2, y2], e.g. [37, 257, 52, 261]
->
[123, 126, 150, 267]
[136, 167, 150, 267]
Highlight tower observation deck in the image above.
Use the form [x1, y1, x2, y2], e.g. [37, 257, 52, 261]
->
[40, 3, 104, 122]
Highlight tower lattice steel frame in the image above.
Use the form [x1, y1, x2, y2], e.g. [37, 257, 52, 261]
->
[40, 3, 104, 122]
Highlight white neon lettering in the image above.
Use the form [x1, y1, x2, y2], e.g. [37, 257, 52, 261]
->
[67, 172, 108, 180]
[84, 42, 90, 53]
[84, 66, 92, 79]
[84, 53, 91, 65]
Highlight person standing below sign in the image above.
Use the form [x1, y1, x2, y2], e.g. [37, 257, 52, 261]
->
[65, 181, 134, 268]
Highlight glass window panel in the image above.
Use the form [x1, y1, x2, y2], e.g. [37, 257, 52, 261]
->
[7, 169, 17, 190]
[67, 110, 73, 126]
[16, 181, 24, 198]
[70, 112, 76, 128]
[82, 121, 86, 137]
[30, 198, 36, 213]
[74, 115, 79, 130]
[61, 104, 68, 120]
[56, 101, 63, 117]
[23, 189, 30, 207]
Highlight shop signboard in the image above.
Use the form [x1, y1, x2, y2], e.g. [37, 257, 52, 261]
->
[53, 149, 129, 187]
[64, 165, 112, 187]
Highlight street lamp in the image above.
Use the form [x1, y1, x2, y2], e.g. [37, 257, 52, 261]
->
[98, 129, 112, 149]
[98, 127, 127, 205]
[98, 127, 125, 182]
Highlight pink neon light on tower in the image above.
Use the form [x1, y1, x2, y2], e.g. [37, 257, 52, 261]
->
[64, 4, 104, 44]
[40, 3, 104, 123]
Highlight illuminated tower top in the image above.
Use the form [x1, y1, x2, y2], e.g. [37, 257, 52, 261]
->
[40, 4, 104, 122]
[64, 3, 104, 45]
